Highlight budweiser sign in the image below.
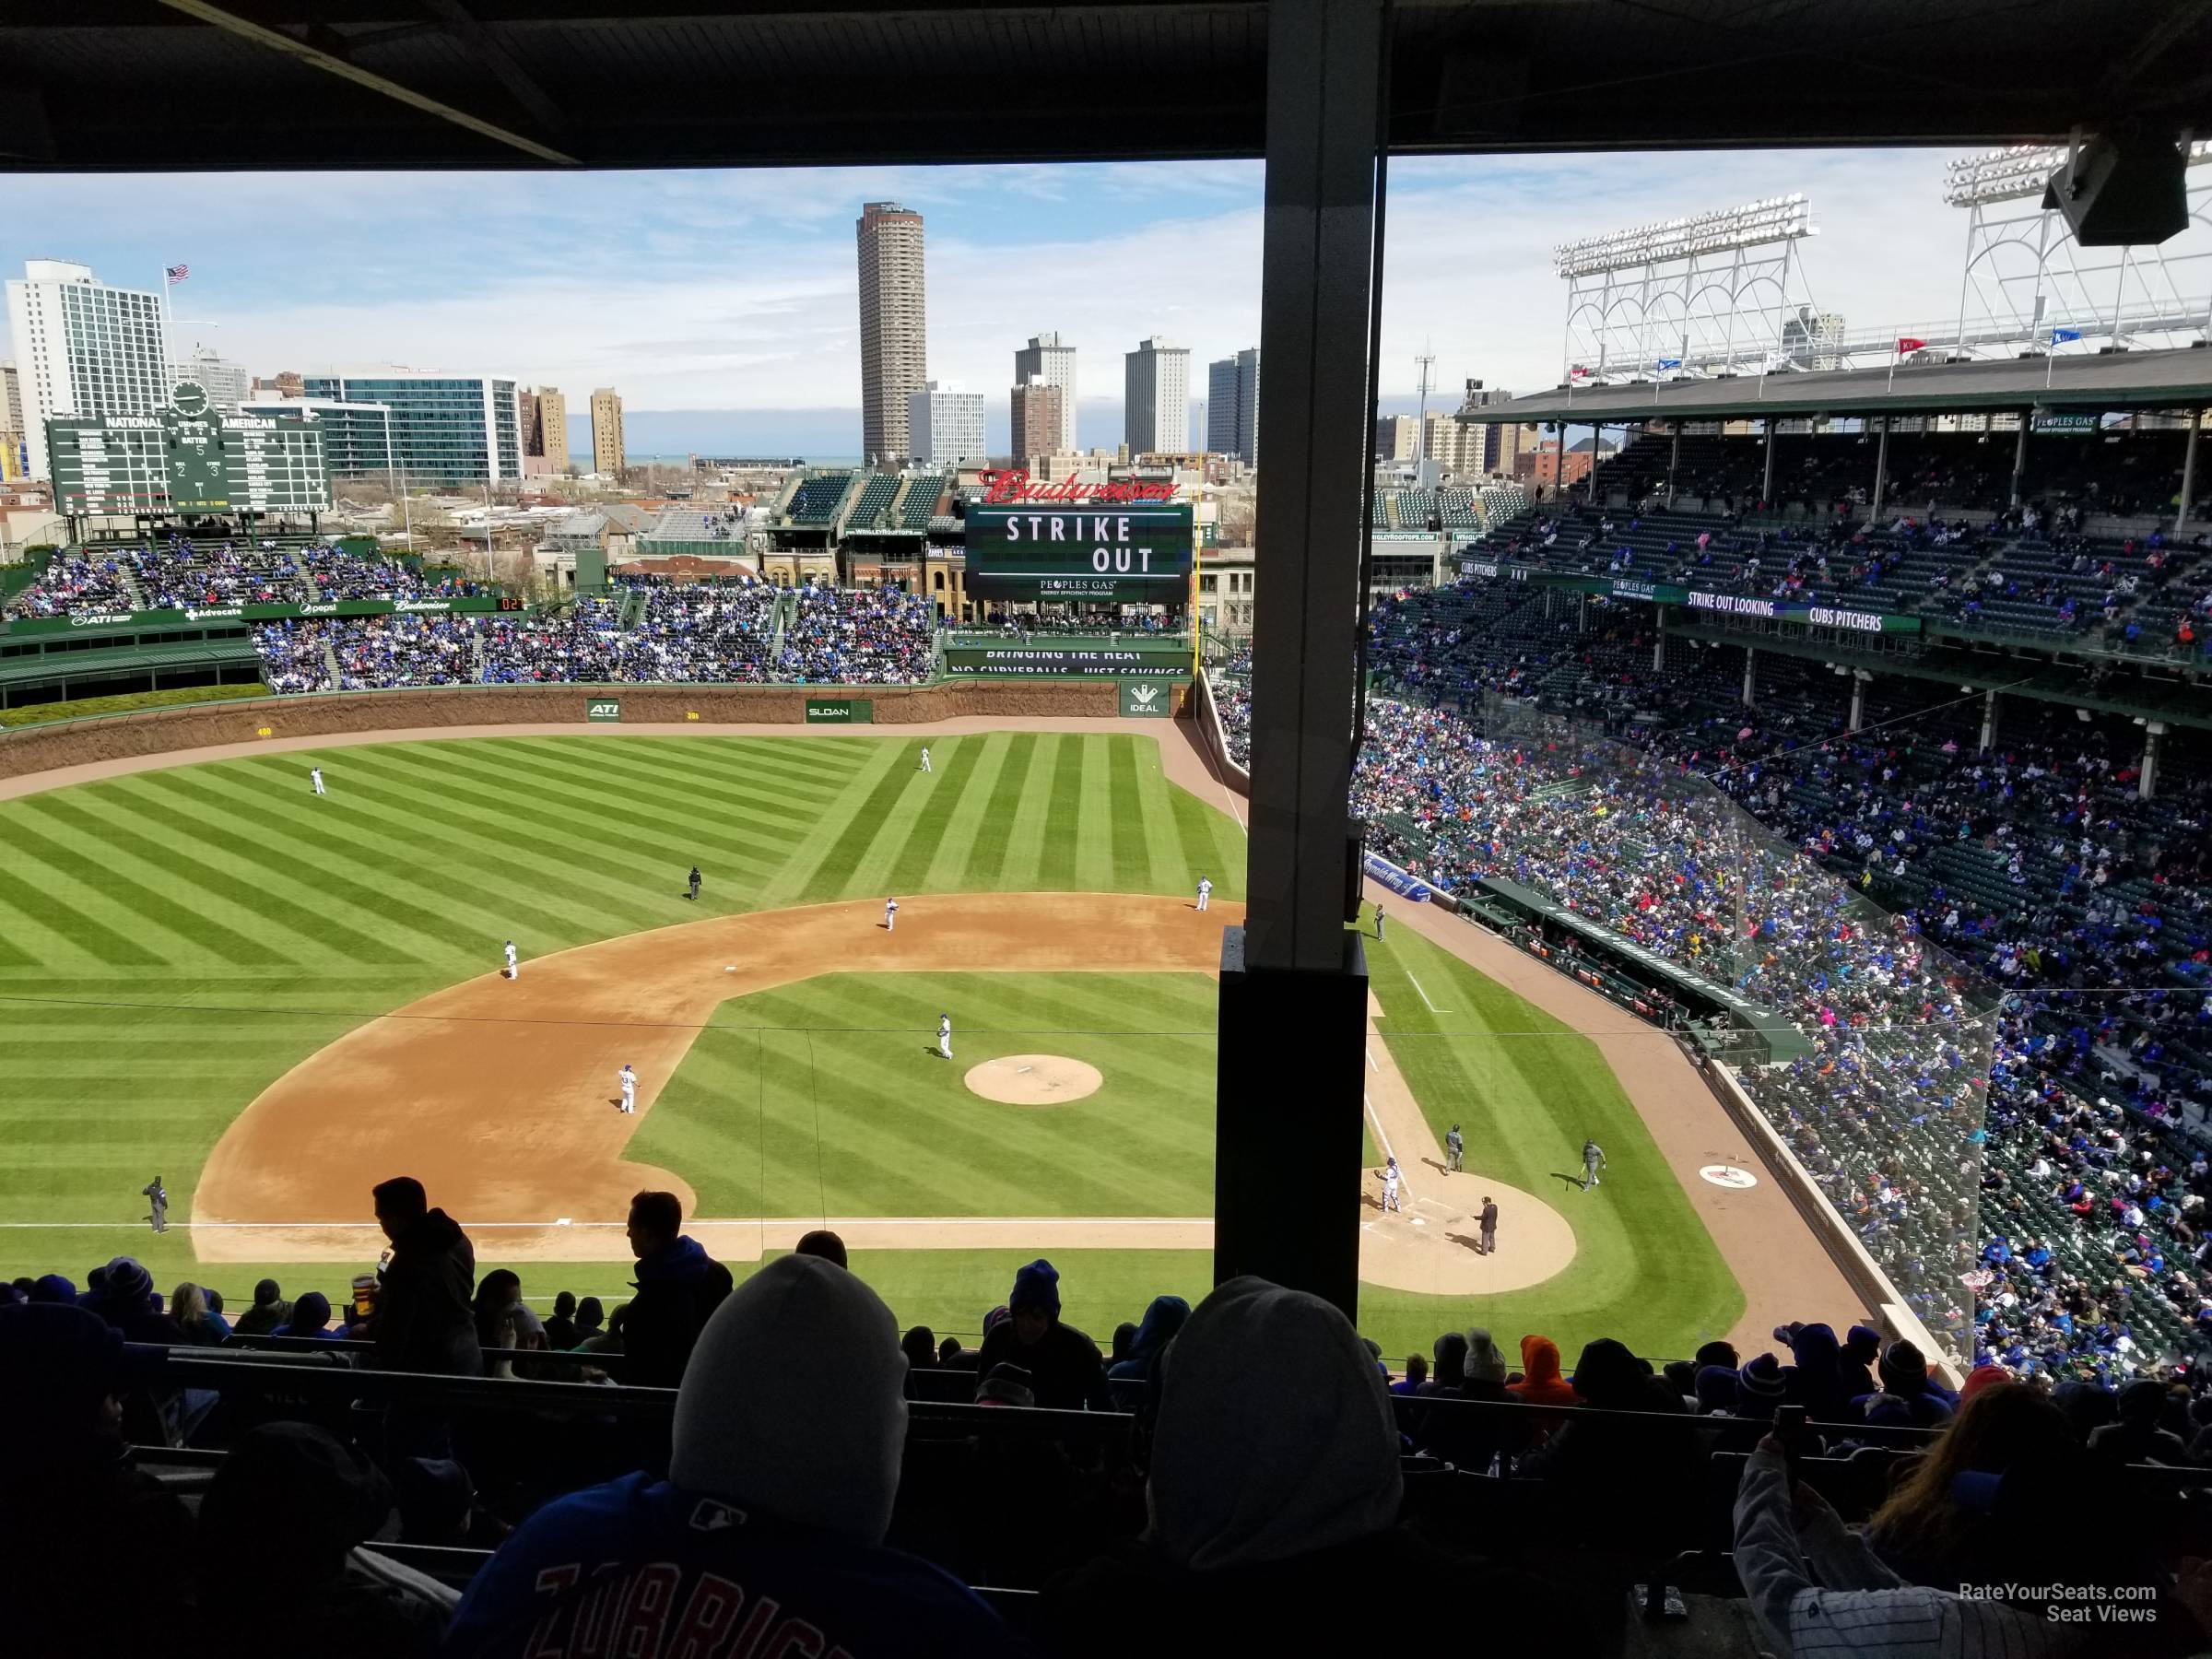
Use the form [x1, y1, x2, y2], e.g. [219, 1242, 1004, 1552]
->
[981, 469, 1177, 505]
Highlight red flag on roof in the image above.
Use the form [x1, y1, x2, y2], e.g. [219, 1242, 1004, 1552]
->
[1897, 336, 1926, 353]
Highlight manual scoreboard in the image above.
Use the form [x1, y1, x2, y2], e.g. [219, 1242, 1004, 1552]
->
[47, 380, 331, 518]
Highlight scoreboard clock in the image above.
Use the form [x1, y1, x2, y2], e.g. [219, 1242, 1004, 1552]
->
[166, 380, 231, 512]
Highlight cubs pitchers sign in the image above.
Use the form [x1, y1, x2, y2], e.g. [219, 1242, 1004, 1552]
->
[963, 502, 1194, 603]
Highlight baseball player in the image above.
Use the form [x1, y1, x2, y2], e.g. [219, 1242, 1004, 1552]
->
[310, 766, 326, 796]
[1374, 903, 1386, 941]
[142, 1174, 168, 1235]
[618, 1064, 637, 1115]
[1445, 1124, 1464, 1174]
[1378, 1156, 1402, 1214]
[1580, 1138, 1607, 1191]
[1478, 1194, 1499, 1255]
[688, 865, 702, 902]
[504, 939, 519, 980]
[919, 746, 932, 773]
[1195, 875, 1213, 912]
[937, 1012, 953, 1060]
[884, 897, 900, 934]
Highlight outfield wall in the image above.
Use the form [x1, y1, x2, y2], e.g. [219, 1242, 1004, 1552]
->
[0, 678, 1187, 782]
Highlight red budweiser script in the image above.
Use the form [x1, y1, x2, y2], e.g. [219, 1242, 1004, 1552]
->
[981, 470, 1178, 505]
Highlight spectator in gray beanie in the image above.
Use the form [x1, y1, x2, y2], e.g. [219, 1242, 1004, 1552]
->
[443, 1253, 1026, 1658]
[234, 1277, 292, 1336]
[1855, 1339, 1952, 1429]
[1736, 1352, 1788, 1421]
[1038, 1277, 1594, 1652]
[1840, 1323, 1882, 1399]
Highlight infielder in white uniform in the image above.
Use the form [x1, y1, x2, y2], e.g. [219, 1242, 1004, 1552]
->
[937, 1013, 952, 1060]
[311, 766, 326, 796]
[1195, 876, 1213, 912]
[884, 898, 899, 933]
[618, 1064, 637, 1115]
[503, 939, 519, 979]
[1378, 1155, 1402, 1213]
[919, 747, 932, 773]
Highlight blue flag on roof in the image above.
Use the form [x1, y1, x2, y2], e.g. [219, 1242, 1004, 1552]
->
[1656, 357, 1682, 370]
[2051, 327, 2082, 343]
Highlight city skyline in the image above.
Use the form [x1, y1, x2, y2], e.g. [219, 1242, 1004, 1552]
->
[6, 149, 2003, 457]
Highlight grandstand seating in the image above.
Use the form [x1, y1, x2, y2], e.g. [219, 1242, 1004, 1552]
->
[896, 473, 948, 530]
[843, 473, 900, 530]
[785, 470, 854, 526]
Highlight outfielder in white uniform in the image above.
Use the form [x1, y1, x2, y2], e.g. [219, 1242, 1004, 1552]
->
[1195, 876, 1213, 912]
[938, 1013, 952, 1060]
[1580, 1138, 1607, 1191]
[884, 898, 899, 933]
[618, 1064, 637, 1115]
[311, 766, 326, 796]
[919, 747, 932, 773]
[504, 939, 519, 980]
[1379, 1155, 1402, 1213]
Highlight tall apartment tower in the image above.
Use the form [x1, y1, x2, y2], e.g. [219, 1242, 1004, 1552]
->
[590, 387, 625, 476]
[1124, 336, 1189, 454]
[1012, 332, 1077, 453]
[856, 202, 927, 463]
[1206, 347, 1260, 465]
[5, 259, 172, 479]
[1010, 375, 1065, 467]
[1454, 379, 1519, 475]
[908, 380, 985, 466]
[172, 342, 249, 412]
[534, 388, 569, 473]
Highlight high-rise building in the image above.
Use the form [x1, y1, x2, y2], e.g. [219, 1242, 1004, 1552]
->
[238, 396, 394, 480]
[590, 387, 626, 476]
[519, 386, 569, 475]
[6, 259, 171, 480]
[252, 371, 305, 399]
[1013, 332, 1078, 453]
[856, 202, 927, 463]
[1, 359, 22, 433]
[1124, 336, 1189, 454]
[299, 371, 523, 486]
[1780, 307, 1847, 371]
[1449, 380, 1522, 476]
[1206, 347, 1260, 465]
[171, 342, 250, 412]
[1010, 375, 1064, 467]
[1372, 414, 1418, 462]
[908, 380, 985, 466]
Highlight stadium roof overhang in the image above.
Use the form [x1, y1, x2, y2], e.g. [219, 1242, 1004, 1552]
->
[7, 0, 2212, 171]
[1459, 348, 2212, 426]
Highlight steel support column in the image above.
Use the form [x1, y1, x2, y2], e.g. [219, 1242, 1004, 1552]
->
[1980, 688, 1998, 753]
[2141, 722, 2167, 801]
[1742, 646, 1757, 707]
[1870, 416, 1890, 522]
[1762, 418, 1776, 506]
[1216, 0, 1378, 1323]
[2181, 411, 2201, 532]
[2010, 413, 2030, 508]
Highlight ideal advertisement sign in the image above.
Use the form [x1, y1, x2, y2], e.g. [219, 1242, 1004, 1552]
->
[1118, 680, 1171, 717]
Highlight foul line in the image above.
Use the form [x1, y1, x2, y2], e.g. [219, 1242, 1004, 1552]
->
[0, 1216, 1214, 1231]
[1404, 971, 1453, 1014]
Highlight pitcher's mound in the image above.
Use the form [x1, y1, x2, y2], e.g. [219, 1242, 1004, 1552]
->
[966, 1054, 1103, 1106]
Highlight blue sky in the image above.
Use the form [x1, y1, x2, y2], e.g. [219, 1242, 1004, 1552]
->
[4, 152, 1980, 456]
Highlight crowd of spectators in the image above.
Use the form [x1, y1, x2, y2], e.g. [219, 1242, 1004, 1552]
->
[778, 580, 935, 683]
[1219, 567, 2212, 1386]
[6, 536, 448, 621]
[618, 576, 779, 682]
[253, 614, 482, 692]
[13, 1175, 2212, 1657]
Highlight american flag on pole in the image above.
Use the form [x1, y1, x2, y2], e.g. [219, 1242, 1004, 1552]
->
[165, 264, 190, 284]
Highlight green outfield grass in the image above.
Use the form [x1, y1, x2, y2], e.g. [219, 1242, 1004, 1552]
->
[630, 970, 1218, 1217]
[0, 728, 1742, 1361]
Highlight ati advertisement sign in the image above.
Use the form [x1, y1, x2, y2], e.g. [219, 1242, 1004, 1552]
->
[1118, 680, 1171, 717]
[804, 699, 874, 724]
[585, 699, 622, 723]
[6, 594, 504, 639]
[942, 641, 1191, 678]
[963, 504, 1194, 603]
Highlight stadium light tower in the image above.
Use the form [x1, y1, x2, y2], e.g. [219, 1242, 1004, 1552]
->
[1552, 194, 1818, 386]
[1942, 141, 2212, 363]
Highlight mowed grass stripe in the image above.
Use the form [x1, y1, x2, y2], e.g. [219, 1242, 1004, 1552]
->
[878, 738, 985, 897]
[1106, 735, 1151, 890]
[36, 790, 421, 968]
[792, 740, 927, 903]
[969, 735, 1040, 888]
[0, 864, 164, 965]
[490, 737, 842, 847]
[920, 735, 1011, 892]
[754, 739, 909, 907]
[123, 771, 500, 959]
[1167, 782, 1246, 900]
[4, 811, 291, 966]
[1034, 736, 1085, 889]
[208, 760, 597, 947]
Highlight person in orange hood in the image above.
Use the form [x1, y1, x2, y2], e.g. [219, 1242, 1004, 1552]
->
[1506, 1335, 1579, 1408]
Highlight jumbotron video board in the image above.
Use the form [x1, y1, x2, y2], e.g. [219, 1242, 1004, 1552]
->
[964, 493, 1194, 604]
[47, 381, 331, 517]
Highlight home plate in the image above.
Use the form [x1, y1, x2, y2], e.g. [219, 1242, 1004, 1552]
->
[1411, 1217, 1427, 1227]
